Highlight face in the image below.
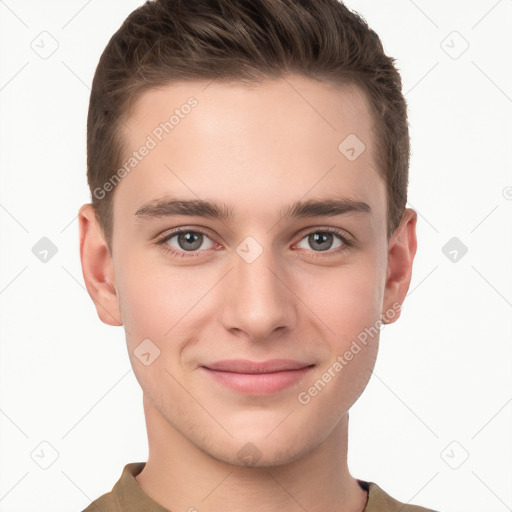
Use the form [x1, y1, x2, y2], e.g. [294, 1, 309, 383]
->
[80, 75, 416, 467]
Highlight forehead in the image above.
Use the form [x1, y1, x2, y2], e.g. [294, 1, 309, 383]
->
[113, 75, 384, 227]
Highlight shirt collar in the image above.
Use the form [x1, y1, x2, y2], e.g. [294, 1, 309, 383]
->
[111, 462, 400, 512]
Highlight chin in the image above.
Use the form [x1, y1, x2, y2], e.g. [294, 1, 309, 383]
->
[208, 439, 311, 469]
[195, 425, 318, 469]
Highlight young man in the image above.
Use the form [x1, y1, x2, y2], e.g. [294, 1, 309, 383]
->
[79, 0, 437, 510]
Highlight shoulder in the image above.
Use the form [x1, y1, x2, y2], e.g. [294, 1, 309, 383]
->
[81, 490, 118, 512]
[362, 480, 439, 512]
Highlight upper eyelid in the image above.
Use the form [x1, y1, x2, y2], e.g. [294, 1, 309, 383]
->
[158, 226, 216, 243]
[295, 226, 351, 240]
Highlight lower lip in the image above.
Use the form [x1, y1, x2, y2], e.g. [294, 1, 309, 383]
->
[201, 366, 314, 395]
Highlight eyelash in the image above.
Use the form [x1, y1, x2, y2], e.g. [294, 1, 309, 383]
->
[155, 227, 354, 259]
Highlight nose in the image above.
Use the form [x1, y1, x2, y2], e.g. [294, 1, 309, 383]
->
[220, 244, 298, 343]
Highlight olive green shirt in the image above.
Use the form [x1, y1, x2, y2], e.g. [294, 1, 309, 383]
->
[82, 462, 438, 512]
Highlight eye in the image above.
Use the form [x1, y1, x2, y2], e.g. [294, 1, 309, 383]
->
[155, 226, 354, 260]
[156, 228, 216, 257]
[295, 228, 353, 254]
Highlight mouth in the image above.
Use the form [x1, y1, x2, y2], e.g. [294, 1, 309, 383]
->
[200, 359, 315, 395]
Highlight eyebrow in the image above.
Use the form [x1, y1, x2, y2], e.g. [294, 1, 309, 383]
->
[134, 196, 371, 221]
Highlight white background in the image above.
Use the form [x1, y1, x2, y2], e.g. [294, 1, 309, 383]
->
[0, 1, 511, 511]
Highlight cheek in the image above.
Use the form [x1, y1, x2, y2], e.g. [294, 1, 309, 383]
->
[302, 271, 382, 413]
[309, 256, 384, 341]
[304, 256, 383, 388]
[115, 254, 220, 390]
[114, 256, 194, 405]
[116, 252, 200, 339]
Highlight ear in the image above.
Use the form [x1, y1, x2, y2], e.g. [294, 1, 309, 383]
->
[381, 208, 418, 324]
[78, 203, 123, 326]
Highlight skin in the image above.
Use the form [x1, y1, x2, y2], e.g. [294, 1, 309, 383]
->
[79, 75, 417, 512]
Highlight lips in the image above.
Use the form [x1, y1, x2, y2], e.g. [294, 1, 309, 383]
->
[202, 359, 314, 374]
[200, 359, 315, 395]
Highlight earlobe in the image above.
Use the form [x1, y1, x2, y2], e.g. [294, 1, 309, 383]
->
[381, 208, 418, 325]
[78, 203, 123, 326]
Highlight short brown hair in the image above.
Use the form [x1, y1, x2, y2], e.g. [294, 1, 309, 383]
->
[87, 0, 410, 254]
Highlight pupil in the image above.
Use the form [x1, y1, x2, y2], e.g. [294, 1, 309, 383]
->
[179, 231, 202, 251]
[310, 232, 333, 251]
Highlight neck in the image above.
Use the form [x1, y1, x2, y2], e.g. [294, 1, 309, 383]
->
[136, 393, 368, 512]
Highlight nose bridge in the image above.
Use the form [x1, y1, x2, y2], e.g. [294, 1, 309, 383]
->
[221, 240, 296, 341]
